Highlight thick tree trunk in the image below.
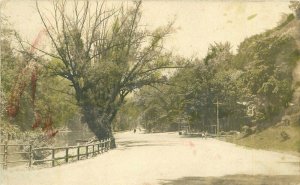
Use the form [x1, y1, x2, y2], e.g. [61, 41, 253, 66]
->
[82, 106, 116, 148]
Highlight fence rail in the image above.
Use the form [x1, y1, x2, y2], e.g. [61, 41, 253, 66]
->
[0, 139, 111, 169]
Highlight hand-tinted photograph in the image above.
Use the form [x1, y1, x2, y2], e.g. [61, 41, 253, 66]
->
[0, 0, 299, 184]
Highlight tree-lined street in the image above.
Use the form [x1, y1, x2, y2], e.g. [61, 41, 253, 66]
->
[1, 1, 300, 184]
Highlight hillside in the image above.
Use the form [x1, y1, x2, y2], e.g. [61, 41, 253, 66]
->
[226, 124, 300, 155]
[227, 14, 300, 155]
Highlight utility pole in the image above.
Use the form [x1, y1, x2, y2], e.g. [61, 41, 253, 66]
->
[217, 98, 219, 135]
[214, 98, 222, 135]
[0, 8, 2, 131]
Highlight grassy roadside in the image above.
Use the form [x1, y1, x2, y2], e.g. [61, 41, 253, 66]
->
[224, 125, 300, 156]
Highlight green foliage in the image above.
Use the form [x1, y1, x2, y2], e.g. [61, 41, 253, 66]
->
[135, 15, 300, 133]
[133, 83, 183, 132]
[297, 140, 300, 153]
[113, 98, 141, 131]
[0, 20, 32, 130]
[235, 32, 299, 123]
[34, 0, 177, 141]
[34, 72, 79, 128]
[0, 18, 80, 132]
[135, 42, 244, 132]
[0, 121, 20, 141]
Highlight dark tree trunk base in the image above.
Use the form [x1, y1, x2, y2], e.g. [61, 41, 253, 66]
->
[82, 106, 117, 149]
[110, 137, 116, 149]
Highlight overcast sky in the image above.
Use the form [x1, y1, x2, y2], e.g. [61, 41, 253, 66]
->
[1, 0, 292, 58]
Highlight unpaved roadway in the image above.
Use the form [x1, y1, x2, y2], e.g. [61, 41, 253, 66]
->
[1, 132, 299, 185]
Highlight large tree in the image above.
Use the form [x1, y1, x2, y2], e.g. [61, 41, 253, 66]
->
[31, 0, 176, 147]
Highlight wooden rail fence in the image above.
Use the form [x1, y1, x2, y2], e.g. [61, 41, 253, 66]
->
[0, 139, 111, 169]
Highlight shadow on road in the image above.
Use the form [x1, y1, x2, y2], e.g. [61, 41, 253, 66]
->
[116, 140, 176, 150]
[160, 175, 300, 185]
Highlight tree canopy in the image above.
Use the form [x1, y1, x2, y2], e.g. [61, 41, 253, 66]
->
[134, 14, 300, 134]
[28, 0, 182, 146]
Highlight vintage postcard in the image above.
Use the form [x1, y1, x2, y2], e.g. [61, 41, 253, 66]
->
[0, 0, 300, 184]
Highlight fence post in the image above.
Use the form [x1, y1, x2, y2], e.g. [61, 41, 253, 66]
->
[77, 144, 80, 161]
[1, 144, 3, 168]
[29, 143, 32, 168]
[97, 142, 100, 154]
[51, 149, 55, 167]
[101, 140, 104, 153]
[65, 145, 69, 163]
[103, 139, 105, 152]
[106, 139, 108, 151]
[92, 144, 95, 156]
[108, 138, 111, 150]
[3, 141, 8, 170]
[86, 145, 88, 159]
[104, 140, 106, 152]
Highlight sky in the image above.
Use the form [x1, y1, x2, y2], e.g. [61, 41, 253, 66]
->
[1, 0, 293, 58]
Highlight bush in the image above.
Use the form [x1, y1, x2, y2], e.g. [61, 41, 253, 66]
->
[297, 140, 300, 153]
[0, 122, 21, 141]
[20, 130, 54, 162]
[280, 131, 290, 141]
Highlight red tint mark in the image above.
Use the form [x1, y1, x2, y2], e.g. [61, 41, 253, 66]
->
[32, 112, 42, 129]
[30, 29, 46, 53]
[189, 141, 195, 147]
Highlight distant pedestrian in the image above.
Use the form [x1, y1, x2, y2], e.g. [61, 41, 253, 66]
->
[134, 129, 136, 133]
[201, 132, 205, 138]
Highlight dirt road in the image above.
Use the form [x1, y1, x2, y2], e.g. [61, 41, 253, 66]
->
[1, 132, 299, 185]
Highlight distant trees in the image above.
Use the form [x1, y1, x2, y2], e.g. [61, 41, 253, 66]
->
[134, 85, 180, 132]
[113, 98, 141, 131]
[136, 42, 245, 132]
[33, 0, 177, 146]
[135, 15, 299, 133]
